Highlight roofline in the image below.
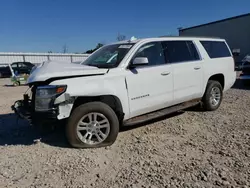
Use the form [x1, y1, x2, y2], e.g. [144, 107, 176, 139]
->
[158, 35, 222, 39]
[179, 13, 250, 32]
[107, 36, 225, 46]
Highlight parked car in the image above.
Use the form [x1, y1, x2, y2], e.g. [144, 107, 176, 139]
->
[0, 64, 11, 78]
[239, 54, 250, 85]
[12, 36, 236, 148]
[0, 62, 35, 78]
[11, 62, 35, 75]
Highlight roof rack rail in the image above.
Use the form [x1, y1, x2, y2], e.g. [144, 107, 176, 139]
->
[158, 35, 222, 39]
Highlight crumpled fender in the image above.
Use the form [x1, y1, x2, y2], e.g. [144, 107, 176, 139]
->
[50, 75, 130, 120]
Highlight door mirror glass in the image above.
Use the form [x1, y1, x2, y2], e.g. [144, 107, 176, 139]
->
[132, 57, 149, 65]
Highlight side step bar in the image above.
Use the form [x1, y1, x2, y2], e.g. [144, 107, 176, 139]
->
[123, 98, 201, 126]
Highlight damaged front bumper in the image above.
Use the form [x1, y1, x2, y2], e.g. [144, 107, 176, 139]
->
[11, 99, 32, 122]
[11, 94, 59, 125]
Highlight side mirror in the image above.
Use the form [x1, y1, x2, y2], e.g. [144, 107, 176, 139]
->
[132, 57, 149, 67]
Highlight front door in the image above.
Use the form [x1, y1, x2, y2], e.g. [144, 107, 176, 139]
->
[125, 42, 173, 118]
[162, 40, 203, 104]
[18, 62, 32, 74]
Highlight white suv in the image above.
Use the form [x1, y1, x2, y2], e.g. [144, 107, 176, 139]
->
[12, 37, 236, 148]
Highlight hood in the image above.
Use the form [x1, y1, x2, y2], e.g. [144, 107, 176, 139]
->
[27, 60, 108, 84]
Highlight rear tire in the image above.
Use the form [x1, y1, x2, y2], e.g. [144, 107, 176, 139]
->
[66, 102, 119, 148]
[202, 80, 223, 111]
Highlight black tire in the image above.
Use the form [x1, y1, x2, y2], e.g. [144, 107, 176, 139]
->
[66, 102, 119, 148]
[13, 81, 20, 86]
[202, 80, 223, 111]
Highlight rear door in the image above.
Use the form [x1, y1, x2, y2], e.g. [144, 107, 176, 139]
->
[162, 40, 203, 104]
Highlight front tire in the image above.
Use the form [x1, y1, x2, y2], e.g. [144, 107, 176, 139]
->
[202, 80, 223, 111]
[66, 102, 119, 148]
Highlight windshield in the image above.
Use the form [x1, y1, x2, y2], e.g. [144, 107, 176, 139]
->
[81, 43, 135, 68]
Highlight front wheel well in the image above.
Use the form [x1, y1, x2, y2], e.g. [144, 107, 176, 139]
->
[72, 95, 124, 122]
[208, 74, 225, 90]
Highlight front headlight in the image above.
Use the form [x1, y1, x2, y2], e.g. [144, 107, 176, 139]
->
[35, 85, 67, 111]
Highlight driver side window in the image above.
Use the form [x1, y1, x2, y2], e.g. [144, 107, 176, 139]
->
[134, 42, 166, 66]
[19, 63, 28, 68]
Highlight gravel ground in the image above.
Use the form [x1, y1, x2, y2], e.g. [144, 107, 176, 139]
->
[0, 77, 249, 188]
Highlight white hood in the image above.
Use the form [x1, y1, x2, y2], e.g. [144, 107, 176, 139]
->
[27, 60, 108, 84]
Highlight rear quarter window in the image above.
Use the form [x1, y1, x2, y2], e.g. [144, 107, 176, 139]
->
[200, 41, 232, 58]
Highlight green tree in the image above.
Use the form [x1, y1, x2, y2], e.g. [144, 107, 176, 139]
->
[84, 43, 104, 54]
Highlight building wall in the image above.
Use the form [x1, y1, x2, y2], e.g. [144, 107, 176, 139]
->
[0, 52, 89, 65]
[179, 15, 250, 62]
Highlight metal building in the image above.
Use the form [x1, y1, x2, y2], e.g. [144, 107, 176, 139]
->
[0, 52, 89, 65]
[179, 13, 250, 62]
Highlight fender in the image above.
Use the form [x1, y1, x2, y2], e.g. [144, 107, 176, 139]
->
[50, 75, 130, 120]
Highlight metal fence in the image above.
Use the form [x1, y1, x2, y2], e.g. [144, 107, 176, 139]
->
[0, 52, 90, 65]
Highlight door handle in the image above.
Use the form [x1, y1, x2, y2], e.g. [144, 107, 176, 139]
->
[161, 71, 170, 76]
[194, 67, 201, 70]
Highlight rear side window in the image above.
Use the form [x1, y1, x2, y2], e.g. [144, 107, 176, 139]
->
[19, 63, 28, 68]
[11, 63, 18, 68]
[200, 41, 231, 58]
[162, 41, 200, 63]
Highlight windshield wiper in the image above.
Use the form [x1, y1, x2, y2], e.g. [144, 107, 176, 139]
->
[85, 64, 114, 68]
[95, 64, 114, 68]
[82, 63, 114, 69]
[82, 64, 98, 68]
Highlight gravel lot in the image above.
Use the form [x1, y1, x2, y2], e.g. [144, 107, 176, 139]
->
[0, 76, 249, 188]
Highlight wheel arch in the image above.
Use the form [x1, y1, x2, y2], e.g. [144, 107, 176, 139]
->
[206, 73, 225, 90]
[72, 95, 124, 122]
